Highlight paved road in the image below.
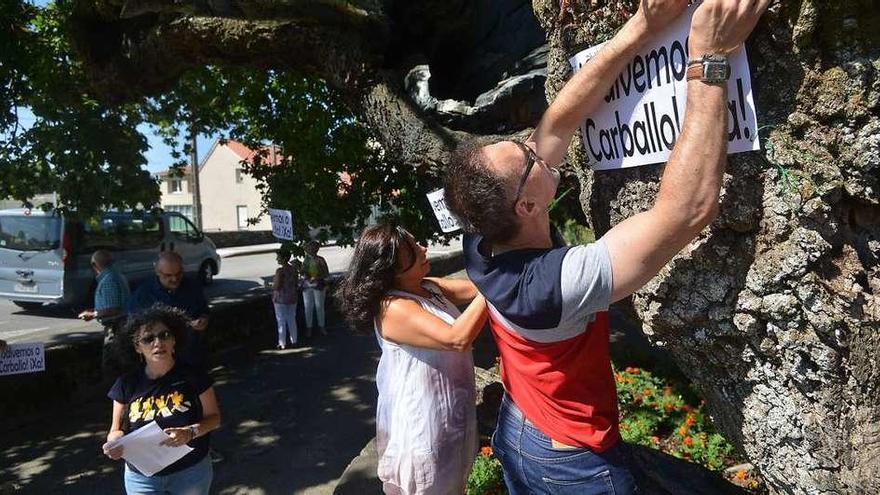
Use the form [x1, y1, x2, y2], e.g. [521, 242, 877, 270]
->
[0, 241, 462, 347]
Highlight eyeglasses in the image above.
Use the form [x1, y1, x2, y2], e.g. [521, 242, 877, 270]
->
[511, 141, 539, 211]
[138, 330, 173, 346]
[510, 141, 564, 212]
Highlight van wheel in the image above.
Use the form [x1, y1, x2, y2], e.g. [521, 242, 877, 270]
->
[13, 301, 44, 311]
[199, 261, 215, 286]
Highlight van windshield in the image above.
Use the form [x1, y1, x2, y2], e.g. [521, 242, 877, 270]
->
[0, 215, 62, 251]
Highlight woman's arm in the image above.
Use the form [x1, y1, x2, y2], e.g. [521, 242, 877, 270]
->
[161, 387, 221, 447]
[423, 277, 480, 305]
[379, 295, 488, 352]
[101, 401, 127, 460]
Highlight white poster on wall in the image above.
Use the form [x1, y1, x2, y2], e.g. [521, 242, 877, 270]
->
[568, 3, 760, 171]
[268, 208, 294, 241]
[0, 343, 46, 376]
[426, 189, 462, 233]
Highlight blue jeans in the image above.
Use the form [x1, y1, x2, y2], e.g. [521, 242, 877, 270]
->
[123, 456, 212, 495]
[491, 394, 638, 494]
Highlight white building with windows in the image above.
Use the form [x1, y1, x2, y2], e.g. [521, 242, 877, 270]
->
[157, 140, 275, 231]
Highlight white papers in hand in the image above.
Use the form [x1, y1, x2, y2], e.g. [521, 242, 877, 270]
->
[108, 421, 193, 476]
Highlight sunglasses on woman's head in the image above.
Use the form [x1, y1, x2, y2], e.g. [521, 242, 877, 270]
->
[139, 330, 173, 346]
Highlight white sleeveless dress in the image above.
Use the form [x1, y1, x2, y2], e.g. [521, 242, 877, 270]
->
[374, 281, 478, 494]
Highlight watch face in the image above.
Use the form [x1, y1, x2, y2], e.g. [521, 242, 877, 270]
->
[704, 62, 730, 82]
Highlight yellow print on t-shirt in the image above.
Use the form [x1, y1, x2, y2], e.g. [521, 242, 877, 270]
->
[129, 391, 191, 422]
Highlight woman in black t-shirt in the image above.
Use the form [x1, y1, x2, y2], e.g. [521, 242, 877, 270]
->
[102, 305, 221, 495]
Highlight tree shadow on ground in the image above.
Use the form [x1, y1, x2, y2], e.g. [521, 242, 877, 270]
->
[0, 302, 382, 495]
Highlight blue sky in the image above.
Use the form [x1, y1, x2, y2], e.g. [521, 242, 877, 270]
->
[139, 125, 216, 173]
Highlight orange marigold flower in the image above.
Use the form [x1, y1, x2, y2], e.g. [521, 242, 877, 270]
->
[678, 426, 689, 436]
[650, 436, 660, 445]
[683, 436, 693, 446]
[633, 394, 643, 404]
[643, 388, 653, 396]
[664, 403, 675, 412]
[480, 446, 493, 457]
[735, 469, 748, 481]
[685, 415, 696, 427]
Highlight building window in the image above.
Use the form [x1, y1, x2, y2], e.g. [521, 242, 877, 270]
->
[168, 179, 184, 194]
[236, 206, 249, 230]
[164, 205, 194, 222]
[235, 168, 244, 184]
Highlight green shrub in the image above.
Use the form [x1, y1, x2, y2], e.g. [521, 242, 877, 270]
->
[467, 447, 506, 495]
[615, 366, 734, 471]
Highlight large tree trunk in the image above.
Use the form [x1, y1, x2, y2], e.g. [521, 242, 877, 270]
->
[534, 1, 880, 493]
[70, 1, 879, 492]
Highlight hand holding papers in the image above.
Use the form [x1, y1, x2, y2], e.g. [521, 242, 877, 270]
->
[105, 421, 193, 476]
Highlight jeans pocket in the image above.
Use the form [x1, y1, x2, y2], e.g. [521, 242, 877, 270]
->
[542, 469, 615, 495]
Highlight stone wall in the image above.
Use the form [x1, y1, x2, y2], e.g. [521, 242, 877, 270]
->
[205, 230, 276, 248]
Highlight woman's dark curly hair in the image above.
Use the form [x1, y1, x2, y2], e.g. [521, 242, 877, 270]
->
[120, 305, 190, 357]
[335, 223, 417, 333]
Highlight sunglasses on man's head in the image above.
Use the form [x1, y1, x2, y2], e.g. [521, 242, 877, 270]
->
[139, 330, 173, 346]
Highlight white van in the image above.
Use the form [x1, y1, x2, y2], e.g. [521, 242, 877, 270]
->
[0, 209, 221, 310]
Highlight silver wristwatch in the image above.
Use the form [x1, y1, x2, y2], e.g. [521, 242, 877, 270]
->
[686, 54, 730, 84]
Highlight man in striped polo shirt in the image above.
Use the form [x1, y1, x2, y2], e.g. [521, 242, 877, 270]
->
[445, 0, 769, 492]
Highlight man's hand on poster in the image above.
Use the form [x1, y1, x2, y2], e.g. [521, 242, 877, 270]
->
[689, 0, 771, 58]
[636, 0, 690, 33]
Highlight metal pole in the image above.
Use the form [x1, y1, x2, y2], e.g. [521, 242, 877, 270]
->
[189, 128, 203, 230]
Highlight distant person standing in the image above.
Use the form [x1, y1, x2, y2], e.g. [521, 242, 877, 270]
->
[127, 252, 211, 371]
[272, 251, 300, 349]
[301, 240, 329, 337]
[78, 250, 131, 375]
[0, 339, 7, 352]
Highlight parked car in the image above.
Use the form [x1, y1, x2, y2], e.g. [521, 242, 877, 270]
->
[0, 209, 221, 310]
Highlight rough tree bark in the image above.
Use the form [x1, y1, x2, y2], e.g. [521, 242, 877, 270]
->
[69, 1, 878, 493]
[535, 1, 879, 494]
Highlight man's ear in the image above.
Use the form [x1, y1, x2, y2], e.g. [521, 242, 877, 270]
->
[522, 198, 540, 216]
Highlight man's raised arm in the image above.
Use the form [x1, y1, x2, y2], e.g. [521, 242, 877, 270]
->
[529, 0, 689, 165]
[603, 0, 771, 303]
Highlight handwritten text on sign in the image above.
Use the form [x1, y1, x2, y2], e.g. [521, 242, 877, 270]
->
[568, 4, 760, 171]
[426, 189, 462, 233]
[0, 343, 46, 376]
[268, 208, 294, 241]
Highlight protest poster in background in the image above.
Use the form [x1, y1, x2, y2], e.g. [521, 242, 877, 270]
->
[426, 189, 462, 233]
[0, 343, 46, 376]
[568, 3, 760, 171]
[268, 208, 294, 240]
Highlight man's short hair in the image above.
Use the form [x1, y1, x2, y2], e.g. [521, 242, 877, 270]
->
[91, 249, 113, 270]
[444, 139, 519, 244]
[156, 251, 184, 269]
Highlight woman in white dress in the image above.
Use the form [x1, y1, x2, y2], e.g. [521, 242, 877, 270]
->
[337, 224, 488, 494]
